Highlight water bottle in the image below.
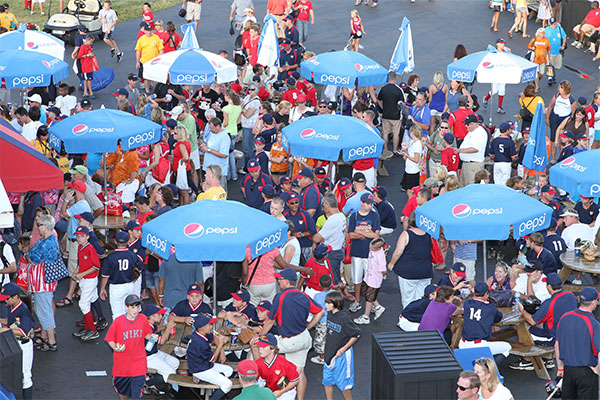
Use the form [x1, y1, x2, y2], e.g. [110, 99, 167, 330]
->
[514, 292, 521, 314]
[145, 335, 156, 352]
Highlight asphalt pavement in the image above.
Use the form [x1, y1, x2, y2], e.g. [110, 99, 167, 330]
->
[29, 0, 600, 399]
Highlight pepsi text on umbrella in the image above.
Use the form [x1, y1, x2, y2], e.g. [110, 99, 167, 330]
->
[559, 157, 587, 172]
[145, 232, 168, 254]
[517, 214, 546, 237]
[348, 144, 378, 158]
[255, 229, 283, 254]
[13, 74, 44, 87]
[319, 74, 351, 86]
[418, 214, 437, 235]
[127, 129, 157, 149]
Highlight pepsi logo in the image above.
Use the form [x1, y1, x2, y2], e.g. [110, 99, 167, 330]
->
[184, 223, 205, 238]
[482, 61, 493, 69]
[300, 128, 316, 140]
[559, 157, 575, 168]
[42, 60, 51, 68]
[72, 124, 88, 136]
[210, 60, 218, 67]
[150, 57, 162, 65]
[452, 204, 472, 218]
[354, 63, 363, 71]
[559, 156, 587, 172]
[27, 42, 38, 49]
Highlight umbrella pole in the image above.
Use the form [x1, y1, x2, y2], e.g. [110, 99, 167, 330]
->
[213, 262, 217, 314]
[103, 153, 107, 222]
[488, 83, 493, 126]
[483, 240, 488, 280]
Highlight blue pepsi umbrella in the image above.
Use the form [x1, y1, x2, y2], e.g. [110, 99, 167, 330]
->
[522, 102, 548, 172]
[48, 109, 162, 153]
[79, 68, 115, 92]
[0, 49, 68, 89]
[389, 17, 414, 75]
[0, 26, 65, 59]
[281, 114, 385, 162]
[300, 51, 388, 88]
[142, 200, 288, 262]
[549, 149, 600, 197]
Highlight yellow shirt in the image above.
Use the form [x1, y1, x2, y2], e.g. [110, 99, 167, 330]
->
[135, 34, 164, 64]
[0, 13, 17, 30]
[31, 139, 54, 158]
[196, 186, 227, 201]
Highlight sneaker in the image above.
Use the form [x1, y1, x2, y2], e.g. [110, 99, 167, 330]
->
[572, 279, 582, 285]
[310, 355, 325, 365]
[110, 48, 116, 57]
[349, 301, 362, 313]
[497, 107, 505, 114]
[482, 99, 488, 109]
[508, 358, 534, 370]
[95, 318, 108, 331]
[576, 42, 584, 49]
[73, 328, 88, 338]
[544, 358, 555, 369]
[117, 52, 123, 63]
[571, 40, 580, 47]
[353, 315, 371, 324]
[373, 305, 386, 320]
[81, 330, 100, 341]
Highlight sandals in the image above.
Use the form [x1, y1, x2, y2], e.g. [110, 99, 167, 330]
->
[38, 342, 58, 352]
[34, 337, 48, 350]
[56, 297, 73, 308]
[508, 31, 513, 39]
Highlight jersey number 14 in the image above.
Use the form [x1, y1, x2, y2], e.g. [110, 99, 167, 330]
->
[469, 308, 482, 321]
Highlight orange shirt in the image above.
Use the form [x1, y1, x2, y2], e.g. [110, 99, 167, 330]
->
[267, 0, 288, 15]
[529, 37, 551, 64]
[526, 137, 551, 177]
[270, 142, 289, 173]
[106, 149, 140, 187]
[292, 156, 315, 176]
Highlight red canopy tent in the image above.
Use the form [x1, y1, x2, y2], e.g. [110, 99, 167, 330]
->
[0, 118, 63, 193]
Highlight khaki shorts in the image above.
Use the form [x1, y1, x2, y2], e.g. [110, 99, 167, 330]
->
[186, 2, 202, 21]
[67, 239, 79, 276]
[549, 54, 562, 69]
[537, 63, 546, 75]
[276, 329, 312, 368]
[381, 118, 401, 137]
[574, 23, 595, 36]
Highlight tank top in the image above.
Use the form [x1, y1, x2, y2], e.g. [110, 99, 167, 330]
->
[429, 85, 447, 112]
[280, 238, 301, 267]
[446, 90, 461, 113]
[352, 17, 362, 34]
[393, 229, 433, 280]
[563, 117, 587, 138]
[490, 276, 511, 291]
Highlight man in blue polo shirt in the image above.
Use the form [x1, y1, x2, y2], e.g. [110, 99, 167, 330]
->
[283, 193, 317, 262]
[283, 15, 300, 50]
[264, 268, 324, 400]
[314, 167, 332, 195]
[372, 186, 396, 235]
[490, 122, 517, 186]
[540, 185, 562, 221]
[556, 287, 600, 399]
[297, 167, 322, 221]
[342, 172, 371, 215]
[242, 159, 272, 209]
[278, 39, 299, 81]
[574, 196, 600, 225]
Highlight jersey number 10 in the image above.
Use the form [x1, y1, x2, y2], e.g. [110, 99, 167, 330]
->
[118, 259, 129, 271]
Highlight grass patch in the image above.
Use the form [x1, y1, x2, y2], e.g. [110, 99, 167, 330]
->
[4, 0, 180, 31]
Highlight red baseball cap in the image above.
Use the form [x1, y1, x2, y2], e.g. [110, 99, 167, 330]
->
[238, 359, 259, 376]
[67, 181, 86, 193]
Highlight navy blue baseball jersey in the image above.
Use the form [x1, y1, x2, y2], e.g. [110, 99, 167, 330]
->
[283, 208, 317, 248]
[300, 183, 323, 221]
[375, 200, 397, 230]
[401, 298, 432, 323]
[541, 199, 563, 222]
[317, 178, 332, 196]
[574, 201, 600, 225]
[257, 127, 278, 151]
[224, 303, 259, 321]
[259, 200, 272, 214]
[544, 233, 567, 266]
[532, 290, 577, 338]
[438, 274, 465, 288]
[89, 231, 106, 256]
[187, 332, 214, 373]
[128, 239, 146, 264]
[255, 150, 269, 174]
[268, 288, 322, 337]
[170, 300, 212, 317]
[557, 309, 600, 367]
[348, 210, 380, 258]
[491, 136, 516, 163]
[242, 173, 272, 209]
[101, 248, 143, 284]
[531, 247, 560, 276]
[461, 299, 503, 341]
[7, 300, 34, 337]
[557, 145, 574, 163]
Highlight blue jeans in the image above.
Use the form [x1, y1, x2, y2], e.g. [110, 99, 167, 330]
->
[242, 127, 255, 168]
[297, 19, 309, 44]
[55, 218, 68, 240]
[328, 249, 344, 285]
[227, 135, 239, 180]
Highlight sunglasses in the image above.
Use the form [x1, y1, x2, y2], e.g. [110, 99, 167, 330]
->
[289, 201, 299, 205]
[440, 126, 450, 129]
[318, 105, 327, 108]
[457, 385, 473, 391]
[474, 358, 489, 369]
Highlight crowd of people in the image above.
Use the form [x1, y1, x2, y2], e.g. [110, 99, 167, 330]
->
[1, 0, 600, 399]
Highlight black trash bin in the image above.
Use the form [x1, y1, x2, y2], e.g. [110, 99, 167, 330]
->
[0, 330, 22, 400]
[371, 330, 462, 400]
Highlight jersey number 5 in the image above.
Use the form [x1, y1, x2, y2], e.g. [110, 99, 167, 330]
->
[118, 259, 129, 271]
[469, 308, 482, 321]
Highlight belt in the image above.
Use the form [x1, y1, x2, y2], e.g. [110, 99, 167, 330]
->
[461, 338, 482, 344]
[20, 338, 30, 344]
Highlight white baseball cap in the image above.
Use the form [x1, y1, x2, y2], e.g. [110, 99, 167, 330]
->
[28, 94, 42, 104]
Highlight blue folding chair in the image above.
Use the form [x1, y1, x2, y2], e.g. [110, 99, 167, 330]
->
[453, 347, 504, 383]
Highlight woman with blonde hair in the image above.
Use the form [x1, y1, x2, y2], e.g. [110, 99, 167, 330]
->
[445, 174, 460, 191]
[474, 358, 514, 399]
[172, 125, 191, 205]
[274, 100, 292, 126]
[399, 125, 422, 191]
[428, 72, 448, 135]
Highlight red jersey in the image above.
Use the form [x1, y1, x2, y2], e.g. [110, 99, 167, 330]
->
[296, 79, 308, 94]
[302, 258, 335, 291]
[585, 8, 600, 27]
[441, 148, 459, 172]
[142, 10, 154, 30]
[256, 354, 300, 392]
[162, 31, 181, 53]
[282, 89, 303, 107]
[353, 157, 375, 171]
[586, 105, 595, 129]
[296, 0, 313, 21]
[449, 108, 474, 140]
[136, 210, 154, 225]
[401, 186, 422, 217]
[77, 43, 95, 73]
[77, 243, 100, 279]
[104, 314, 152, 377]
[245, 36, 259, 66]
[304, 86, 317, 107]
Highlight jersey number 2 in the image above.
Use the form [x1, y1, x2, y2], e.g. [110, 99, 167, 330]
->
[469, 308, 482, 321]
[118, 259, 129, 271]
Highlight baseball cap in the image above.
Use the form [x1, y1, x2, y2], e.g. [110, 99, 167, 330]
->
[128, 73, 139, 81]
[318, 99, 327, 105]
[560, 130, 574, 139]
[28, 94, 42, 103]
[80, 99, 92, 108]
[0, 282, 21, 301]
[549, 17, 556, 24]
[280, 177, 291, 185]
[424, 284, 438, 297]
[254, 136, 265, 145]
[474, 282, 490, 296]
[141, 22, 152, 30]
[281, 38, 292, 45]
[274, 267, 297, 281]
[282, 14, 292, 21]
[74, 212, 94, 224]
[315, 167, 327, 178]
[540, 184, 556, 195]
[78, 24, 87, 31]
[170, 106, 184, 119]
[256, 333, 278, 347]
[360, 192, 374, 204]
[46, 106, 61, 116]
[297, 94, 307, 103]
[578, 96, 588, 105]
[352, 172, 366, 183]
[298, 167, 314, 179]
[286, 77, 296, 86]
[69, 165, 88, 175]
[115, 231, 129, 244]
[291, 71, 300, 79]
[579, 134, 589, 140]
[231, 288, 251, 303]
[243, 6, 254, 12]
[464, 114, 479, 125]
[314, 244, 332, 259]
[193, 313, 217, 329]
[496, 38, 505, 44]
[113, 87, 129, 97]
[545, 273, 562, 287]
[523, 260, 543, 273]
[67, 181, 86, 193]
[291, 178, 300, 188]
[580, 287, 600, 302]
[262, 184, 275, 197]
[499, 121, 514, 132]
[451, 262, 467, 277]
[443, 132, 455, 144]
[262, 113, 274, 124]
[256, 300, 272, 312]
[287, 192, 299, 203]
[124, 294, 142, 305]
[165, 119, 178, 129]
[372, 185, 388, 198]
[238, 359, 259, 376]
[75, 226, 90, 235]
[125, 220, 142, 231]
[188, 283, 203, 294]
[327, 101, 337, 110]
[423, 178, 440, 188]
[560, 209, 579, 218]
[247, 159, 260, 172]
[142, 304, 167, 317]
[338, 177, 351, 189]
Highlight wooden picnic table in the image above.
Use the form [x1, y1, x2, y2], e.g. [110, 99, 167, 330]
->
[451, 307, 552, 380]
[559, 250, 600, 292]
[164, 321, 252, 352]
[92, 214, 125, 230]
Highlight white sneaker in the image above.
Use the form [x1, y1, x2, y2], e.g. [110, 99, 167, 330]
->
[571, 40, 579, 47]
[310, 355, 324, 365]
[572, 279, 582, 285]
[354, 315, 371, 324]
[576, 42, 584, 49]
[349, 301, 362, 313]
[373, 305, 386, 320]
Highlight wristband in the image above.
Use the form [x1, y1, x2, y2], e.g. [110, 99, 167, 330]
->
[520, 310, 526, 316]
[558, 368, 564, 372]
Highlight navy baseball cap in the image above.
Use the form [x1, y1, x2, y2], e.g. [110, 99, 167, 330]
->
[128, 73, 139, 81]
[560, 130, 574, 139]
[443, 132, 455, 144]
[78, 24, 87, 31]
[124, 294, 142, 305]
[541, 184, 556, 194]
[287, 192, 299, 203]
[280, 177, 291, 185]
[291, 71, 300, 79]
[286, 77, 296, 85]
[74, 212, 94, 224]
[578, 96, 588, 105]
[352, 172, 366, 182]
[262, 184, 275, 197]
[315, 167, 327, 178]
[141, 22, 152, 30]
[274, 267, 297, 281]
[113, 88, 129, 97]
[262, 113, 274, 124]
[231, 288, 251, 303]
[0, 282, 20, 300]
[499, 122, 514, 132]
[115, 231, 129, 243]
[314, 244, 331, 259]
[451, 262, 467, 277]
[188, 283, 203, 294]
[247, 159, 260, 172]
[166, 119, 178, 129]
[254, 136, 265, 145]
[125, 220, 142, 231]
[281, 38, 291, 45]
[80, 98, 92, 108]
[194, 313, 217, 329]
[46, 106, 61, 116]
[424, 284, 438, 297]
[580, 287, 600, 301]
[257, 333, 278, 347]
[143, 304, 167, 317]
[464, 114, 479, 125]
[75, 226, 91, 235]
[252, 75, 261, 83]
[298, 167, 314, 179]
[496, 38, 505, 44]
[524, 260, 543, 273]
[256, 300, 272, 312]
[338, 177, 351, 189]
[474, 282, 489, 296]
[373, 186, 388, 198]
[549, 17, 556, 24]
[545, 273, 562, 287]
[360, 192, 374, 204]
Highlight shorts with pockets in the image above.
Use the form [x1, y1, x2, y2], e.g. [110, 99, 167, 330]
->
[322, 347, 354, 391]
[113, 376, 145, 400]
